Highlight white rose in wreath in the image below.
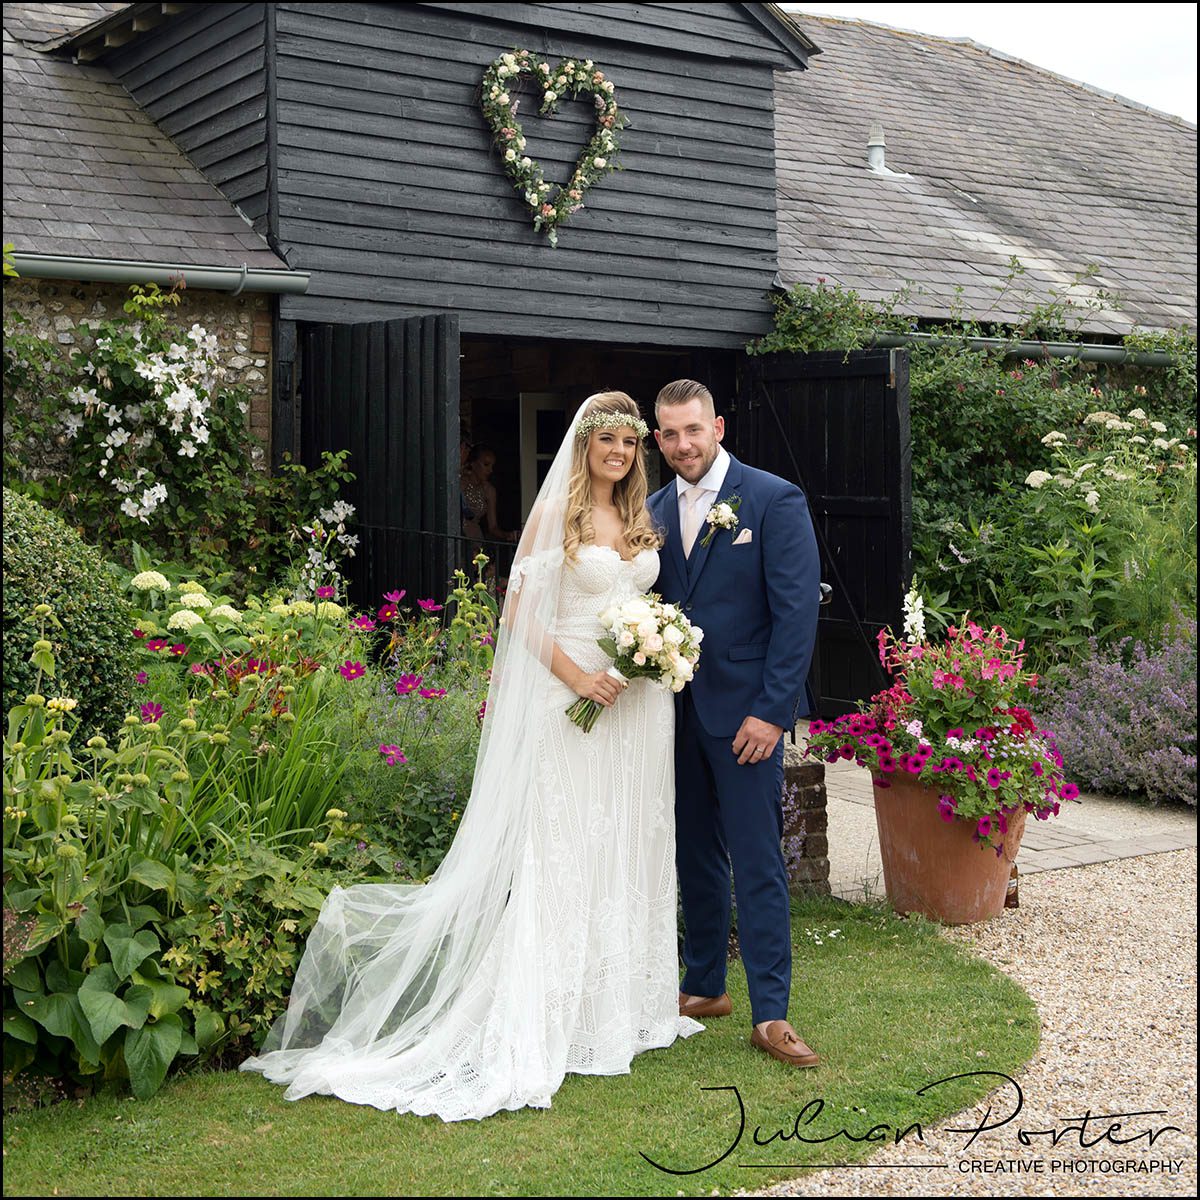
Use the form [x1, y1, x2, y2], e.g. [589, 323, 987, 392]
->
[593, 156, 607, 168]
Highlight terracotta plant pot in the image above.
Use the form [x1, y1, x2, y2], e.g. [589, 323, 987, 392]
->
[871, 773, 1027, 924]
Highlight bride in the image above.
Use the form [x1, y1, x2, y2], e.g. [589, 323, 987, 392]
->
[241, 391, 703, 1121]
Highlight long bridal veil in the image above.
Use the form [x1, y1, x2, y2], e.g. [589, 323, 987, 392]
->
[240, 401, 590, 1105]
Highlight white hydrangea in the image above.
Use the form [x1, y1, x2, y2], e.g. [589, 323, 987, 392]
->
[166, 609, 203, 631]
[1024, 470, 1052, 489]
[131, 570, 170, 592]
[208, 604, 242, 622]
[316, 601, 345, 619]
[179, 593, 211, 609]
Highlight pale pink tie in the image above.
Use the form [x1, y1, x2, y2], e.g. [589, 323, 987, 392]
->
[681, 485, 707, 557]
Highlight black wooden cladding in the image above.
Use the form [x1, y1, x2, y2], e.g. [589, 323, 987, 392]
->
[104, 2, 269, 231]
[731, 349, 912, 716]
[270, 1, 788, 345]
[299, 314, 461, 606]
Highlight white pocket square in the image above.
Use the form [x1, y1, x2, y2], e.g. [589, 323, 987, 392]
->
[732, 528, 753, 545]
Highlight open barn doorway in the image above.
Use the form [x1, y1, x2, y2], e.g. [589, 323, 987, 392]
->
[460, 335, 735, 542]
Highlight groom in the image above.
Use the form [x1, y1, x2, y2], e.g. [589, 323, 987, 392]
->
[648, 379, 823, 1068]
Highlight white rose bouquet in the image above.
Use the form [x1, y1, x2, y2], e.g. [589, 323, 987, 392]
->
[565, 592, 704, 732]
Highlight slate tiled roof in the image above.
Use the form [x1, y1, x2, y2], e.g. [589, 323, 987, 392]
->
[776, 14, 1198, 334]
[2, 4, 286, 270]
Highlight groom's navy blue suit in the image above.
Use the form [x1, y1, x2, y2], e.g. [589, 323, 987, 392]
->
[649, 452, 821, 1024]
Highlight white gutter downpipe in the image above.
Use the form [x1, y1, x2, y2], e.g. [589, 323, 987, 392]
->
[9, 253, 310, 295]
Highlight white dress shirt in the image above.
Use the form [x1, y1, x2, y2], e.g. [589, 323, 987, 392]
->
[676, 445, 730, 550]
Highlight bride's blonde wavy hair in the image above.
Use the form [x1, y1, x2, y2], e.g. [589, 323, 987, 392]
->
[563, 391, 662, 562]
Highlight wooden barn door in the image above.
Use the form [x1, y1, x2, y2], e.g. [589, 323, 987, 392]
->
[731, 349, 911, 716]
[299, 314, 460, 606]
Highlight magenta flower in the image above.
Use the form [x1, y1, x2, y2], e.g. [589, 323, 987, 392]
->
[417, 599, 443, 613]
[133, 628, 146, 640]
[937, 794, 956, 822]
[864, 733, 887, 748]
[352, 616, 377, 631]
[1059, 781, 1080, 801]
[169, 643, 187, 657]
[146, 639, 168, 652]
[378, 743, 400, 758]
[878, 755, 897, 773]
[808, 719, 828, 734]
[986, 767, 1004, 789]
[477, 700, 488, 722]
[316, 586, 336, 599]
[419, 686, 448, 699]
[383, 589, 406, 603]
[974, 815, 993, 842]
[135, 670, 148, 685]
[903, 755, 924, 775]
[378, 743, 408, 766]
[377, 604, 398, 622]
[140, 701, 163, 723]
[838, 744, 854, 759]
[477, 633, 494, 646]
[395, 674, 423, 695]
[340, 661, 366, 681]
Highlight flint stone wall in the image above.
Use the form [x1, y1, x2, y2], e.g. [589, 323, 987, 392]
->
[2, 278, 272, 451]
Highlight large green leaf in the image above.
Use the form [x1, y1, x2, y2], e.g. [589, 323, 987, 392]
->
[103, 924, 160, 980]
[21, 912, 66, 956]
[125, 1014, 183, 1099]
[78, 988, 138, 1046]
[4, 1009, 39, 1045]
[76, 907, 105, 946]
[192, 1006, 224, 1051]
[25, 993, 101, 1065]
[127, 857, 175, 896]
[130, 973, 187, 1019]
[3, 957, 41, 993]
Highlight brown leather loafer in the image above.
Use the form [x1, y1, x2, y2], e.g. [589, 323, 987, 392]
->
[678, 992, 733, 1018]
[750, 1020, 820, 1067]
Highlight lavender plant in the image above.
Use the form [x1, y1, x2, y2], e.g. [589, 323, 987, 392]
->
[1041, 612, 1196, 807]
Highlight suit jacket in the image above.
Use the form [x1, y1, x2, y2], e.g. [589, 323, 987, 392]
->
[648, 453, 821, 737]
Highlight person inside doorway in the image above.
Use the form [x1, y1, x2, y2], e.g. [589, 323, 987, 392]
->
[461, 444, 520, 544]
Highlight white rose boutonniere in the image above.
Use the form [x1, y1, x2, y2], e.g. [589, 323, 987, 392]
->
[699, 494, 742, 548]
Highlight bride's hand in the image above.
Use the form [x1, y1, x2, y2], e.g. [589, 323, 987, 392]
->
[574, 669, 625, 708]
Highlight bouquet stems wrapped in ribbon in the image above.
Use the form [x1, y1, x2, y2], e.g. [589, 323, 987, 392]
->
[565, 591, 703, 732]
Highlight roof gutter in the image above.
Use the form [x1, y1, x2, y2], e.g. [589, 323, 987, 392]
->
[9, 254, 310, 295]
[867, 330, 1183, 367]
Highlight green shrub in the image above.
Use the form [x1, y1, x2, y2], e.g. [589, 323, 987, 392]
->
[2, 488, 136, 735]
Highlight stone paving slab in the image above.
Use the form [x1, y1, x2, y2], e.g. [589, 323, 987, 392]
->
[804, 730, 1199, 900]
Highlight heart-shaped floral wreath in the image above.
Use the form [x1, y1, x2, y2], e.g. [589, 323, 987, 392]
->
[480, 50, 627, 247]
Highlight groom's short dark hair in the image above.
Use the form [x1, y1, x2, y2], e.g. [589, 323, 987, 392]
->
[655, 380, 715, 419]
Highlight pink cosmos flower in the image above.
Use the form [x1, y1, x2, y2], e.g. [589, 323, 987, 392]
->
[316, 586, 336, 599]
[133, 629, 146, 640]
[146, 639, 168, 652]
[339, 661, 366, 681]
[379, 743, 407, 765]
[419, 686, 448, 699]
[140, 701, 163, 723]
[169, 643, 187, 657]
[417, 599, 443, 613]
[377, 604, 398, 622]
[384, 589, 406, 603]
[395, 674, 423, 695]
[352, 616, 376, 631]
[135, 671, 148, 685]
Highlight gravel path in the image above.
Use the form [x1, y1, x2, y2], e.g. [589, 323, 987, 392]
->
[746, 849, 1197, 1196]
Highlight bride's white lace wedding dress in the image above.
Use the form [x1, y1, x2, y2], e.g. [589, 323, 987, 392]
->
[241, 544, 701, 1121]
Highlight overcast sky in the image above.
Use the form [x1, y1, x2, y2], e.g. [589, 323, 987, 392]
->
[779, 3, 1198, 123]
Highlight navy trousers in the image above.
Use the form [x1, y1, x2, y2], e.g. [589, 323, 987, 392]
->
[674, 688, 791, 1025]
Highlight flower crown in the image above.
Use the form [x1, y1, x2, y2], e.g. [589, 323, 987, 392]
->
[575, 410, 649, 440]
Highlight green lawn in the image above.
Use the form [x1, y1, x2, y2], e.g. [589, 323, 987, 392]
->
[2, 896, 1039, 1197]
